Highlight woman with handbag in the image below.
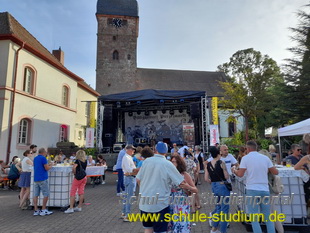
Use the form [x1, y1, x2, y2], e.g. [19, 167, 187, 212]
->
[64, 150, 87, 214]
[205, 146, 230, 233]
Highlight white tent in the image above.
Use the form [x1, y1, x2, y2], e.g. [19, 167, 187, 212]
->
[278, 118, 310, 137]
[277, 118, 310, 156]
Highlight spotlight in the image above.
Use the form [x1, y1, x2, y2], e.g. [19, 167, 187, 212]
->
[180, 99, 185, 103]
[145, 110, 149, 116]
[179, 109, 183, 113]
[159, 100, 164, 104]
[116, 102, 121, 108]
[152, 110, 157, 114]
[169, 110, 174, 115]
[137, 110, 141, 115]
[137, 101, 141, 105]
[162, 109, 166, 114]
[125, 102, 131, 106]
[172, 100, 178, 103]
[128, 111, 133, 117]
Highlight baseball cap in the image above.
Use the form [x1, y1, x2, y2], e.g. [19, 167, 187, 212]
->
[156, 141, 168, 154]
[125, 144, 136, 150]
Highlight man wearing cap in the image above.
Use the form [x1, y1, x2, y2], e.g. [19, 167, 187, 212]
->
[136, 141, 189, 233]
[121, 145, 137, 222]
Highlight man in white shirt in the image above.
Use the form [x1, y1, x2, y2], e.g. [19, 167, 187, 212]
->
[137, 141, 188, 233]
[178, 142, 189, 157]
[121, 145, 137, 222]
[207, 145, 238, 177]
[233, 140, 278, 233]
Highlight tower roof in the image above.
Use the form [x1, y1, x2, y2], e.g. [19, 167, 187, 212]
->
[97, 0, 138, 17]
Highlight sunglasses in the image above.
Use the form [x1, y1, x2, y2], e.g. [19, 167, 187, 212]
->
[297, 149, 302, 151]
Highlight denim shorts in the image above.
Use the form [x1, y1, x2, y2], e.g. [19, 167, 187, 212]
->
[34, 179, 49, 197]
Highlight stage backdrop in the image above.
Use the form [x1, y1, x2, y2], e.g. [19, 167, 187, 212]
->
[124, 110, 191, 145]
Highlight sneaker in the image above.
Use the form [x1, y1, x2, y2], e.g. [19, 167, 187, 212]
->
[64, 208, 74, 214]
[227, 222, 230, 228]
[33, 210, 40, 216]
[101, 181, 106, 184]
[74, 207, 82, 212]
[120, 213, 125, 219]
[123, 216, 130, 222]
[90, 180, 94, 185]
[40, 209, 53, 216]
[116, 193, 121, 196]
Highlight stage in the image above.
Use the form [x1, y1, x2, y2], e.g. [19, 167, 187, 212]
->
[97, 89, 210, 152]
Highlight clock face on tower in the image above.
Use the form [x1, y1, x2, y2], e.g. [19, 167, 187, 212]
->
[112, 18, 123, 28]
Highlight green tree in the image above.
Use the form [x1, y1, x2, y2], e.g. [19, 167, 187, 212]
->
[218, 48, 283, 140]
[284, 5, 310, 122]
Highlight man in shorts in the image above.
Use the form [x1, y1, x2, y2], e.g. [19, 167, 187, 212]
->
[33, 148, 53, 216]
[136, 142, 187, 232]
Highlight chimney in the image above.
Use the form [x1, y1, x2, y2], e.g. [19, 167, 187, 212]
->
[52, 47, 64, 65]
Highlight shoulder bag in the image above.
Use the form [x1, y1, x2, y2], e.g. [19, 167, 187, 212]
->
[75, 160, 86, 180]
[209, 160, 232, 192]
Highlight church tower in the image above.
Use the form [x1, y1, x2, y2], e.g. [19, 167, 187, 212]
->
[96, 0, 139, 95]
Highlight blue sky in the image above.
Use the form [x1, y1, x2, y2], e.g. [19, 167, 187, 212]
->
[1, 0, 307, 88]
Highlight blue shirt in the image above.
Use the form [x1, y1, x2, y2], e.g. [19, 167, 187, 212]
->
[34, 154, 48, 182]
[115, 149, 126, 170]
[137, 160, 144, 168]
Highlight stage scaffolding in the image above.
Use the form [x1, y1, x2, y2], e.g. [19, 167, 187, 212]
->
[201, 93, 209, 154]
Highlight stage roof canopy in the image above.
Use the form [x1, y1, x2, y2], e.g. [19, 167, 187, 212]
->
[99, 89, 206, 102]
[99, 89, 206, 111]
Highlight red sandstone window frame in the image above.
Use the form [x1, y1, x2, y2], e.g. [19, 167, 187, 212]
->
[22, 66, 36, 95]
[18, 118, 32, 145]
[62, 84, 70, 107]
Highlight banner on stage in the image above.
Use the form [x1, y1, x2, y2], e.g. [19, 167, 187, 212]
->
[182, 123, 195, 147]
[86, 128, 95, 148]
[210, 125, 220, 146]
[125, 110, 191, 144]
[211, 97, 218, 125]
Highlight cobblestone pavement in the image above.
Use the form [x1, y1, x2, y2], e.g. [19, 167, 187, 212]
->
[0, 172, 307, 233]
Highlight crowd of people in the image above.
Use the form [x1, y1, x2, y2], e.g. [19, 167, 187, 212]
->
[1, 135, 310, 233]
[114, 138, 310, 233]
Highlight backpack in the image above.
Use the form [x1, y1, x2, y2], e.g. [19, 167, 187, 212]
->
[269, 174, 284, 194]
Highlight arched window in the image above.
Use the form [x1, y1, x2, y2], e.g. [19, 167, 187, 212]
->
[113, 50, 119, 60]
[18, 118, 31, 144]
[60, 124, 68, 142]
[23, 67, 34, 94]
[62, 85, 69, 107]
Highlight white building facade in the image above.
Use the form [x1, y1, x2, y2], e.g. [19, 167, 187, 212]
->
[0, 12, 99, 162]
